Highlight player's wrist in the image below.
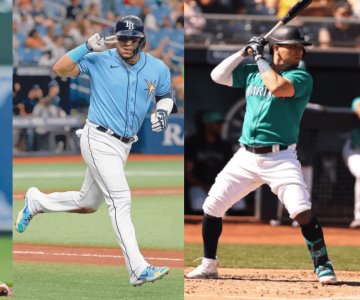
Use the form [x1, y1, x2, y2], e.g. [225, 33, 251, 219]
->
[256, 57, 271, 74]
[67, 43, 91, 63]
[85, 40, 93, 52]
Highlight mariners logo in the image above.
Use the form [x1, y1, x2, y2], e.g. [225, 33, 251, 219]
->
[126, 21, 135, 30]
[145, 80, 156, 98]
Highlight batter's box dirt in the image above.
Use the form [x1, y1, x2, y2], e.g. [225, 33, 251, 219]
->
[184, 268, 360, 299]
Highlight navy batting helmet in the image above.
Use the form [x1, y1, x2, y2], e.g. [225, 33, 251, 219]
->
[268, 26, 311, 55]
[115, 15, 146, 56]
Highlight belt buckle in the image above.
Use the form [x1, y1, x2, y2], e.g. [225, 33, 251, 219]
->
[106, 128, 114, 136]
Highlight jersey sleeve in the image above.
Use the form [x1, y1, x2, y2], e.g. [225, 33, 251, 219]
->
[76, 53, 95, 76]
[155, 62, 172, 97]
[232, 64, 258, 88]
[283, 69, 313, 99]
[155, 62, 178, 113]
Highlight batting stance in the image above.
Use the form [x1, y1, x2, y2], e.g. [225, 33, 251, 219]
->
[186, 26, 337, 284]
[15, 15, 177, 286]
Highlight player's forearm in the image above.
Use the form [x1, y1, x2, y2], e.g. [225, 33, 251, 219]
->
[210, 50, 245, 86]
[257, 58, 294, 97]
[53, 54, 80, 77]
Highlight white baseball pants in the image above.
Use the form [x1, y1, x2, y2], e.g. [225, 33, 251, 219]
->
[28, 120, 148, 284]
[343, 140, 360, 221]
[203, 145, 311, 219]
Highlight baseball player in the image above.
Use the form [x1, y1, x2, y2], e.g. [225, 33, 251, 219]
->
[15, 15, 177, 286]
[343, 97, 360, 228]
[186, 26, 336, 284]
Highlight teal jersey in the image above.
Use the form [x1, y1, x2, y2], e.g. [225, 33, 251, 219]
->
[351, 97, 360, 147]
[232, 64, 313, 146]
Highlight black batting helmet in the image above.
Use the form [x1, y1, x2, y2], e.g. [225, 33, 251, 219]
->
[115, 15, 146, 56]
[268, 26, 311, 55]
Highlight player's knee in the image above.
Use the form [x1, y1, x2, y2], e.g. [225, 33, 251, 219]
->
[70, 207, 97, 214]
[203, 197, 226, 218]
[294, 209, 313, 225]
[204, 213, 221, 219]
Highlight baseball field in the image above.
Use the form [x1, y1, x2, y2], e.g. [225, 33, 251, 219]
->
[13, 154, 184, 300]
[185, 218, 360, 299]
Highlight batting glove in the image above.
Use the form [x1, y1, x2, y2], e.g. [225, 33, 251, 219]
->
[244, 36, 266, 57]
[85, 33, 107, 52]
[151, 109, 169, 132]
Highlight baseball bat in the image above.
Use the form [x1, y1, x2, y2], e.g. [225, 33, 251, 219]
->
[263, 0, 313, 40]
[242, 0, 312, 55]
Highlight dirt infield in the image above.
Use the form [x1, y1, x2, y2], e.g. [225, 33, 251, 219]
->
[185, 220, 360, 299]
[185, 268, 360, 299]
[14, 244, 183, 268]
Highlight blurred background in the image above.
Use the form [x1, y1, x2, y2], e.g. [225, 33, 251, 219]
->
[184, 0, 360, 226]
[13, 0, 184, 155]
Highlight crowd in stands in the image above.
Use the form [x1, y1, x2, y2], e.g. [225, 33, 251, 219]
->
[185, 0, 360, 48]
[13, 0, 184, 152]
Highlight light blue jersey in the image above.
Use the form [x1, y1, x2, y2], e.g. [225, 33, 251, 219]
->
[77, 49, 172, 137]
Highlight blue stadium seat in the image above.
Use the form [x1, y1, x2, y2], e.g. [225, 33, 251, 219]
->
[169, 28, 184, 44]
[121, 5, 141, 17]
[20, 48, 43, 65]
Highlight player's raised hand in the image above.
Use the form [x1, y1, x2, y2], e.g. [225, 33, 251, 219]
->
[85, 33, 107, 52]
[104, 35, 118, 45]
[244, 36, 266, 59]
[151, 109, 169, 132]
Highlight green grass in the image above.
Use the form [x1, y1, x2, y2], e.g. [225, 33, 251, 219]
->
[14, 195, 184, 250]
[0, 235, 12, 286]
[13, 262, 183, 300]
[185, 243, 360, 271]
[13, 161, 183, 192]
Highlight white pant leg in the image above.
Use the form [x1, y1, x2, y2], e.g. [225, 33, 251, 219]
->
[203, 148, 263, 217]
[81, 123, 147, 284]
[28, 168, 103, 214]
[343, 142, 360, 220]
[261, 148, 311, 219]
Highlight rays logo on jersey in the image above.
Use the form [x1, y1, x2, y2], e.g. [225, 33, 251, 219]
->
[126, 21, 135, 30]
[145, 79, 156, 97]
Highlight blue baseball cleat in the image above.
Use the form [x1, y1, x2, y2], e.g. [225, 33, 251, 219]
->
[315, 261, 337, 284]
[15, 188, 37, 233]
[133, 266, 170, 286]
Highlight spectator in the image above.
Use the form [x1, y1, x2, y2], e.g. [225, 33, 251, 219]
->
[348, 0, 360, 18]
[84, 2, 101, 18]
[185, 111, 233, 212]
[16, 84, 44, 151]
[141, 6, 158, 30]
[32, 0, 55, 29]
[66, 0, 83, 20]
[123, 0, 145, 6]
[319, 2, 360, 48]
[184, 0, 206, 36]
[39, 35, 67, 67]
[342, 97, 360, 228]
[196, 0, 244, 14]
[15, 10, 35, 37]
[24, 28, 52, 50]
[32, 85, 66, 150]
